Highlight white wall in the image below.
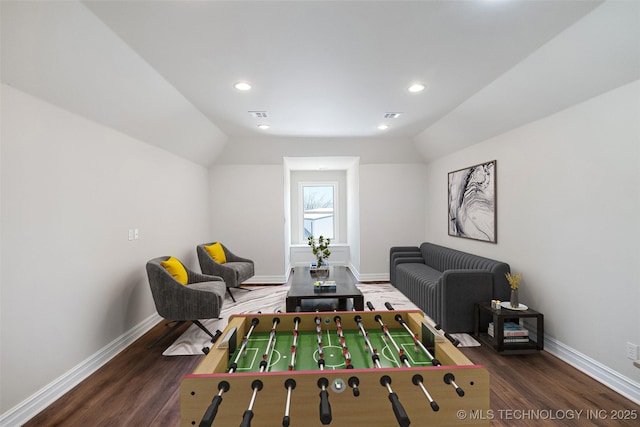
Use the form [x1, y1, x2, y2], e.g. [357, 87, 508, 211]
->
[346, 162, 361, 274]
[1, 0, 228, 167]
[357, 164, 427, 280]
[208, 165, 286, 283]
[0, 85, 212, 414]
[424, 80, 640, 391]
[208, 161, 426, 282]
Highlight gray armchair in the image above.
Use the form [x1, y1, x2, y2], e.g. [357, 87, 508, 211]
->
[197, 242, 255, 302]
[146, 256, 226, 349]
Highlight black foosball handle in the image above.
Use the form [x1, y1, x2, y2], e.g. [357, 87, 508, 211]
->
[211, 329, 223, 343]
[240, 409, 254, 427]
[199, 395, 222, 427]
[348, 376, 360, 397]
[446, 333, 460, 347]
[388, 392, 410, 427]
[202, 329, 224, 354]
[318, 389, 332, 424]
[434, 324, 460, 347]
[366, 301, 375, 311]
[385, 302, 395, 311]
[199, 381, 229, 427]
[282, 415, 290, 427]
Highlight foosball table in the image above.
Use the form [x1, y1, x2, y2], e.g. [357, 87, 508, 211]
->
[181, 305, 490, 426]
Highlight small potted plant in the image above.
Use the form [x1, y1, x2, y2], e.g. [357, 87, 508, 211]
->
[505, 272, 522, 308]
[308, 235, 331, 272]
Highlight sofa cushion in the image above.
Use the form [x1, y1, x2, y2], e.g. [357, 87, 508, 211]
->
[396, 263, 441, 283]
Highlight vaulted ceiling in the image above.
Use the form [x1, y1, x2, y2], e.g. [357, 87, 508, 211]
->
[2, 1, 639, 166]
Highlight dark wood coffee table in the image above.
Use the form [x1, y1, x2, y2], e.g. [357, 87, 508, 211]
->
[286, 266, 364, 312]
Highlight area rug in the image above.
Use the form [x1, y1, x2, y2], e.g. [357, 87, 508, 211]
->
[162, 282, 479, 356]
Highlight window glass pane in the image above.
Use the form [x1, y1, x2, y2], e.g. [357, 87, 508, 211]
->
[303, 186, 334, 239]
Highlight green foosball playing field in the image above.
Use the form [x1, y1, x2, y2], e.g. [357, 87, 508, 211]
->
[230, 325, 434, 372]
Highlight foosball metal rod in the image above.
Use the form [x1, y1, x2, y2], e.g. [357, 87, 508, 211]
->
[354, 315, 411, 427]
[354, 315, 381, 368]
[410, 374, 439, 412]
[288, 317, 301, 371]
[397, 315, 441, 366]
[374, 314, 439, 412]
[229, 318, 260, 373]
[384, 302, 441, 366]
[315, 316, 326, 370]
[387, 302, 458, 347]
[444, 372, 465, 397]
[239, 380, 263, 427]
[198, 380, 230, 427]
[373, 315, 411, 368]
[282, 378, 296, 427]
[260, 318, 280, 373]
[334, 316, 354, 369]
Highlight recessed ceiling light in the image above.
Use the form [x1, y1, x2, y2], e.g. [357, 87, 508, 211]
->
[408, 83, 426, 93]
[234, 82, 252, 91]
[257, 124, 270, 130]
[378, 124, 390, 130]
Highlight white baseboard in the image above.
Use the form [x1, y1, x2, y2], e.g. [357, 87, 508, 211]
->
[544, 335, 640, 405]
[348, 263, 388, 282]
[244, 274, 288, 284]
[0, 313, 162, 427]
[355, 272, 389, 282]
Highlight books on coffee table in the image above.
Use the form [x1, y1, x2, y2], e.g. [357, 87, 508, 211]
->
[313, 280, 336, 292]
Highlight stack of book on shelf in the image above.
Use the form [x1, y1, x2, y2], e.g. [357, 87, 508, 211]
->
[488, 321, 529, 343]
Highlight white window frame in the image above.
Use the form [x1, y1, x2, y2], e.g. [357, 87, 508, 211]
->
[299, 181, 339, 242]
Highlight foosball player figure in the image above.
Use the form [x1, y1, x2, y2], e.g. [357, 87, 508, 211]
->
[242, 336, 248, 356]
[381, 324, 389, 341]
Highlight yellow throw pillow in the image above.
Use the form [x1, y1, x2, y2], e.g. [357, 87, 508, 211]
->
[204, 242, 227, 264]
[160, 256, 188, 285]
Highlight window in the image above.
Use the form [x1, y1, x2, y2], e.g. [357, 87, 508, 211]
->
[302, 184, 336, 240]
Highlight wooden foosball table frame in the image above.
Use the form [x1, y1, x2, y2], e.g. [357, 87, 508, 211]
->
[181, 309, 489, 426]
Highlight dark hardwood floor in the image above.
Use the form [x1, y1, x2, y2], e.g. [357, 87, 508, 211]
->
[459, 346, 640, 426]
[23, 307, 639, 426]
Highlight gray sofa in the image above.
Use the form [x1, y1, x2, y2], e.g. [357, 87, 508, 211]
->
[390, 242, 511, 333]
